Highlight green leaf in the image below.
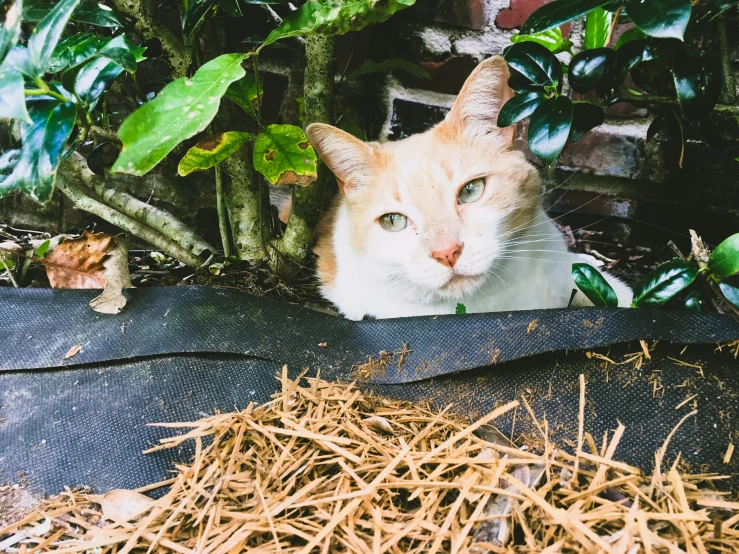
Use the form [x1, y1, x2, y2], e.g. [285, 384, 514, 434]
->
[632, 259, 699, 307]
[585, 7, 613, 49]
[97, 34, 141, 72]
[568, 48, 612, 93]
[177, 131, 252, 176]
[0, 149, 21, 194]
[0, 61, 30, 122]
[27, 0, 83, 76]
[225, 74, 263, 121]
[339, 116, 364, 139]
[708, 233, 739, 279]
[572, 263, 618, 307]
[497, 91, 546, 128]
[70, 1, 122, 28]
[253, 124, 317, 186]
[596, 39, 646, 97]
[570, 103, 604, 142]
[182, 0, 218, 35]
[672, 53, 721, 119]
[521, 0, 610, 34]
[34, 238, 50, 258]
[347, 58, 430, 81]
[112, 53, 248, 176]
[221, 0, 242, 16]
[681, 289, 701, 311]
[503, 42, 562, 88]
[74, 56, 124, 105]
[527, 96, 573, 166]
[49, 32, 106, 72]
[510, 28, 573, 54]
[624, 0, 691, 40]
[615, 27, 647, 50]
[261, 0, 416, 49]
[0, 97, 77, 203]
[508, 70, 541, 93]
[719, 280, 739, 308]
[455, 303, 466, 315]
[0, 0, 23, 66]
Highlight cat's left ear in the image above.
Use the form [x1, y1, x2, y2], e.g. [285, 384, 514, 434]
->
[444, 56, 515, 145]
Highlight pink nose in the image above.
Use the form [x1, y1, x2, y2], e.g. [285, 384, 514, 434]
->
[431, 242, 464, 268]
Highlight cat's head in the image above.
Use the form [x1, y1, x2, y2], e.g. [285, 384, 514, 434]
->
[306, 56, 541, 302]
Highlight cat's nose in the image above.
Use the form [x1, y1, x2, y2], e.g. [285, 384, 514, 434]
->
[431, 242, 464, 268]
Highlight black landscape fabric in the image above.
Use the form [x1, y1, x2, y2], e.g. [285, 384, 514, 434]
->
[1, 286, 738, 495]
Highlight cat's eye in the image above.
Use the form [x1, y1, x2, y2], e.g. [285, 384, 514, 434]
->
[458, 178, 485, 204]
[379, 213, 408, 232]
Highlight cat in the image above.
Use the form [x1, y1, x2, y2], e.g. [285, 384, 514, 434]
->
[305, 56, 632, 320]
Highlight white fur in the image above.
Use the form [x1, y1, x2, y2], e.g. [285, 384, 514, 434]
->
[322, 205, 631, 320]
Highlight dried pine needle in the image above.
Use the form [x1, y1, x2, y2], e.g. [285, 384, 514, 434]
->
[2, 370, 738, 553]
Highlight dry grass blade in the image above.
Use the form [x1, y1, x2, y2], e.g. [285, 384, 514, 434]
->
[2, 371, 738, 553]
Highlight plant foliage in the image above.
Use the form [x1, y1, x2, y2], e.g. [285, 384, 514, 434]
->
[500, 0, 731, 165]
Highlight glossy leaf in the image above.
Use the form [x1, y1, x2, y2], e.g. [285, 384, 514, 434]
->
[508, 69, 541, 93]
[719, 281, 739, 308]
[455, 303, 466, 315]
[672, 53, 721, 119]
[527, 96, 573, 165]
[597, 39, 646, 97]
[221, 0, 242, 17]
[0, 61, 30, 121]
[178, 131, 252, 176]
[585, 7, 613, 49]
[568, 48, 612, 93]
[625, 0, 691, 40]
[572, 263, 618, 307]
[182, 0, 218, 35]
[253, 124, 317, 186]
[75, 57, 124, 105]
[0, 0, 23, 66]
[112, 53, 248, 176]
[632, 259, 699, 307]
[97, 35, 142, 72]
[503, 42, 562, 88]
[27, 0, 83, 76]
[510, 28, 573, 54]
[615, 27, 647, 50]
[521, 0, 610, 34]
[261, 0, 416, 49]
[570, 103, 604, 142]
[347, 58, 430, 81]
[0, 149, 21, 194]
[0, 98, 77, 203]
[708, 233, 739, 279]
[681, 289, 701, 311]
[225, 74, 263, 121]
[71, 1, 122, 28]
[49, 32, 106, 72]
[497, 91, 546, 128]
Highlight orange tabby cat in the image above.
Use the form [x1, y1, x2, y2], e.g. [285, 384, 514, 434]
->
[306, 56, 631, 320]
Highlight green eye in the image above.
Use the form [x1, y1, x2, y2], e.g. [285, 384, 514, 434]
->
[458, 178, 485, 204]
[379, 213, 408, 232]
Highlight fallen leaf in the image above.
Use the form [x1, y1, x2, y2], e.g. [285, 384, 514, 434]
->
[64, 345, 81, 359]
[89, 236, 132, 315]
[43, 230, 116, 289]
[318, 342, 327, 347]
[363, 415, 394, 435]
[88, 489, 155, 521]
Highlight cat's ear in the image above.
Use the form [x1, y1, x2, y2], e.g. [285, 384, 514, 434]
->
[444, 56, 515, 144]
[305, 123, 376, 195]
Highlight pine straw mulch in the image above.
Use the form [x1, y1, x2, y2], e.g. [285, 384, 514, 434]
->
[2, 370, 739, 553]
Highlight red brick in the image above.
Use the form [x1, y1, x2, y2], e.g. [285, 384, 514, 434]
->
[416, 0, 488, 30]
[496, 0, 571, 36]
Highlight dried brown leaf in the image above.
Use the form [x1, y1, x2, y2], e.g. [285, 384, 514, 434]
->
[88, 489, 155, 521]
[63, 345, 81, 360]
[43, 230, 116, 289]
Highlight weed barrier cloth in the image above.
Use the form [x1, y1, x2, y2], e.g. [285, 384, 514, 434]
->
[1, 286, 739, 495]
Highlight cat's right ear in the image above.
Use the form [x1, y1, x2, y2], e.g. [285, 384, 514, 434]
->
[305, 123, 376, 195]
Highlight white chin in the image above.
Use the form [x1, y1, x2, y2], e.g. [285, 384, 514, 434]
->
[434, 274, 485, 298]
